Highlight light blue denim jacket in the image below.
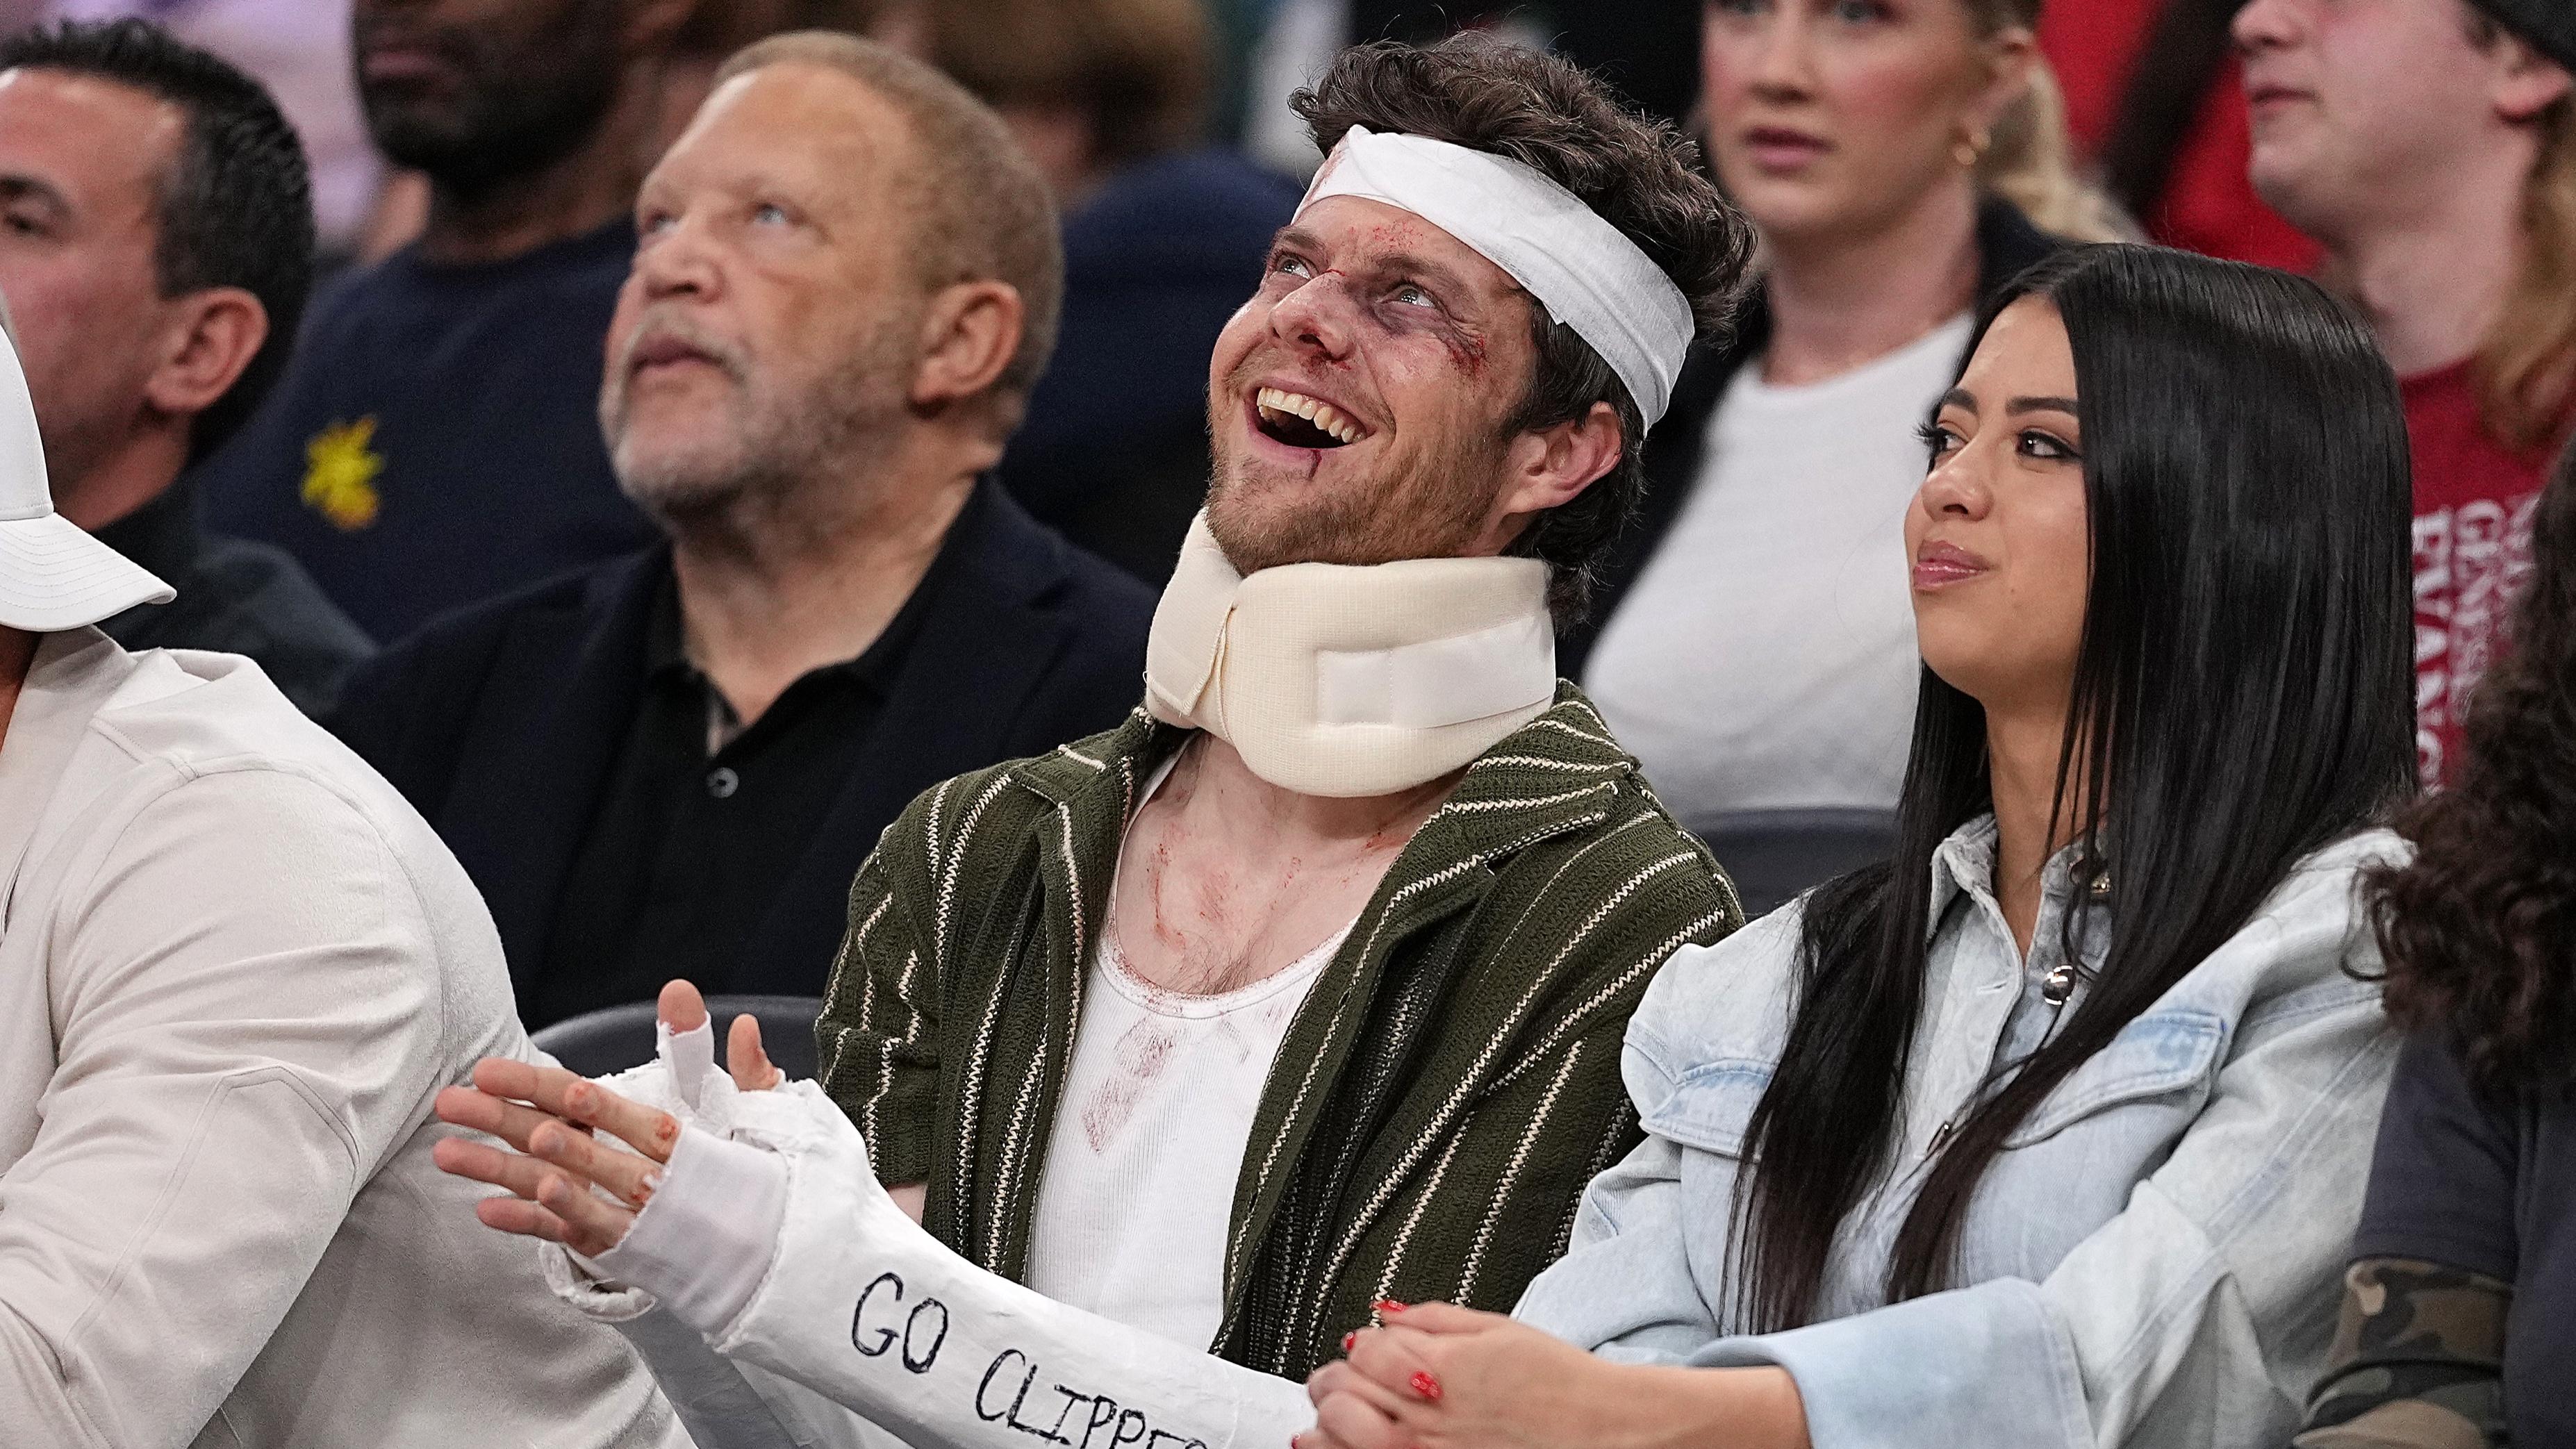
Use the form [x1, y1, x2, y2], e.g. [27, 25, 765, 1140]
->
[1514, 816, 2402, 1449]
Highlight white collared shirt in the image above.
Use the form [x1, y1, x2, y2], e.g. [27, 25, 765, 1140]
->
[0, 629, 681, 1448]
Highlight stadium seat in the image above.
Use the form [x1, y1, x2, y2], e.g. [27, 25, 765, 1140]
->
[1689, 808, 1898, 919]
[529, 995, 825, 1082]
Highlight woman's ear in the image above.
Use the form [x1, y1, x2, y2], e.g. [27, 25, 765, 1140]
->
[1968, 24, 2041, 140]
[142, 287, 267, 422]
[909, 279, 1025, 411]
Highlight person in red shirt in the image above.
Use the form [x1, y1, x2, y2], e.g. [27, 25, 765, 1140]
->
[2040, 0, 2318, 270]
[2237, 0, 2576, 785]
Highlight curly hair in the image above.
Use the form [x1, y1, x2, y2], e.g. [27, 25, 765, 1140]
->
[2368, 441, 2576, 1092]
[1291, 35, 1755, 614]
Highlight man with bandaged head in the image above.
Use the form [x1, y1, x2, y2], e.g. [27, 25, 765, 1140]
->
[434, 34, 1754, 1446]
[0, 328, 680, 1438]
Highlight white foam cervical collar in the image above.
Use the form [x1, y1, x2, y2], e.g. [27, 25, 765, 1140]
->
[1301, 125, 1693, 426]
[1142, 514, 1557, 797]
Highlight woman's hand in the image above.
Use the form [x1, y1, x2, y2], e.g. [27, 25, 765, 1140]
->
[1301, 1303, 1808, 1449]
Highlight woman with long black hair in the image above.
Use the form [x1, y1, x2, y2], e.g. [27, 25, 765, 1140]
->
[1298, 243, 2416, 1449]
[2295, 443, 2576, 1447]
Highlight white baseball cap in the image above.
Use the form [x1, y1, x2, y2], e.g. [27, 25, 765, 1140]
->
[0, 321, 170, 631]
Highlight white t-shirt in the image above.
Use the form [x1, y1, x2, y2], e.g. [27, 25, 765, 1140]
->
[1025, 760, 1353, 1350]
[1586, 313, 1974, 820]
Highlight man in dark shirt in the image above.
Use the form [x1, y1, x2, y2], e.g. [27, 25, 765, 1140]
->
[194, 0, 696, 643]
[0, 22, 371, 715]
[329, 35, 1153, 1027]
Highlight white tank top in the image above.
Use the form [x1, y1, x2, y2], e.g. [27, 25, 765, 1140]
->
[1023, 761, 1355, 1348]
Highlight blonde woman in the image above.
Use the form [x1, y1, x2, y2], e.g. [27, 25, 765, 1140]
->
[1571, 0, 2117, 843]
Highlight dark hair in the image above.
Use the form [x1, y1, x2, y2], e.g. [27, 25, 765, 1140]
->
[0, 19, 314, 463]
[677, 0, 892, 60]
[927, 0, 1210, 169]
[1731, 245, 2416, 1332]
[1292, 35, 1754, 613]
[2368, 442, 2576, 1091]
[2099, 0, 2234, 232]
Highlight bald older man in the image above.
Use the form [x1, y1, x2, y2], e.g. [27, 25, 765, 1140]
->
[327, 31, 1153, 1030]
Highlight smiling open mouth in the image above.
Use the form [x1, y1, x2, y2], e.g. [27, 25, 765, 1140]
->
[1255, 386, 1365, 449]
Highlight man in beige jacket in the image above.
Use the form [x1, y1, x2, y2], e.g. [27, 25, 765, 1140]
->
[0, 310, 684, 1441]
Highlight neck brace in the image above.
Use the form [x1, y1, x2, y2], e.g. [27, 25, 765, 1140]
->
[1143, 515, 1557, 797]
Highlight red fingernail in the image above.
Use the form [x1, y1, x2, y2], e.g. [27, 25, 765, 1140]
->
[1341, 1332, 1356, 1352]
[1373, 1299, 1406, 1314]
[1410, 1371, 1442, 1402]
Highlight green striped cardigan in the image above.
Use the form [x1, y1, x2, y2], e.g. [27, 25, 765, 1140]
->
[816, 684, 1742, 1379]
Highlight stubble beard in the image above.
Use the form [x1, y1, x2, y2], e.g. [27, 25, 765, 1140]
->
[1204, 401, 1508, 577]
[608, 346, 911, 541]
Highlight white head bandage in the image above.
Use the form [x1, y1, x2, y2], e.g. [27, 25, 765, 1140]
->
[1144, 515, 1557, 797]
[1298, 124, 1695, 427]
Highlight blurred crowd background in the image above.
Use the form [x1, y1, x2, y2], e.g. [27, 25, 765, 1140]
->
[0, 0, 2318, 608]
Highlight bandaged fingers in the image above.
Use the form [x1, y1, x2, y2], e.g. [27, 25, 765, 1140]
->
[659, 976, 782, 1093]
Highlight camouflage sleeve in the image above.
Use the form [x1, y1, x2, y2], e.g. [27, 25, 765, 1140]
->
[2291, 1257, 2511, 1449]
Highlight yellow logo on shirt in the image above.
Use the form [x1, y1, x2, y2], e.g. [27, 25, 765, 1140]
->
[302, 417, 385, 531]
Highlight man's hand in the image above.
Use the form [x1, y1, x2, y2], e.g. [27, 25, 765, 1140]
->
[661, 979, 785, 1091]
[430, 978, 782, 1255]
[431, 1054, 675, 1256]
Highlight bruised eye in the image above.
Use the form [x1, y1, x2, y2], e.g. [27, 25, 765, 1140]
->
[1271, 254, 1314, 280]
[1392, 283, 1437, 309]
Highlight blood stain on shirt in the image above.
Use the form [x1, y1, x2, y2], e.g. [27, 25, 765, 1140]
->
[1080, 1018, 1178, 1152]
